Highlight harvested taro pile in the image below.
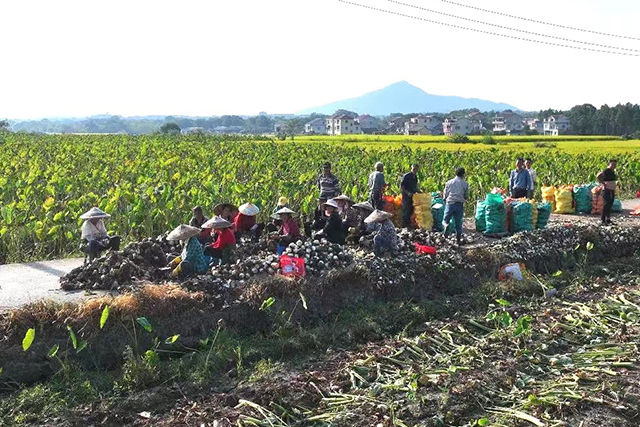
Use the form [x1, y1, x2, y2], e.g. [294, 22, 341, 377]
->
[211, 239, 353, 285]
[60, 239, 168, 291]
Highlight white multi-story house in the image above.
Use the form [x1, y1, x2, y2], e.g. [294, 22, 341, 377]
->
[492, 111, 524, 134]
[304, 118, 326, 134]
[404, 115, 441, 135]
[526, 119, 544, 134]
[443, 117, 474, 136]
[326, 114, 362, 136]
[543, 115, 571, 136]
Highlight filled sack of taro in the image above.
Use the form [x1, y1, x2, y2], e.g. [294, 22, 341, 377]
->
[554, 185, 575, 214]
[484, 193, 506, 234]
[536, 202, 552, 229]
[541, 186, 556, 212]
[475, 200, 487, 232]
[511, 201, 533, 233]
[573, 185, 592, 214]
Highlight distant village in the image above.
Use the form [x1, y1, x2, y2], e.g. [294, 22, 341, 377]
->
[288, 111, 571, 137]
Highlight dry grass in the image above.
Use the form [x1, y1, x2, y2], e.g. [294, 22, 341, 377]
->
[0, 284, 206, 343]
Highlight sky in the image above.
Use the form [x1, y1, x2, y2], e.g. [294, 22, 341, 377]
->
[2, 0, 640, 119]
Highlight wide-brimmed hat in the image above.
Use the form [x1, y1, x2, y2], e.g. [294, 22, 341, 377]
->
[272, 207, 297, 219]
[333, 194, 353, 203]
[238, 203, 260, 216]
[353, 201, 374, 212]
[167, 224, 201, 241]
[364, 209, 393, 224]
[278, 197, 289, 206]
[202, 216, 233, 229]
[213, 203, 237, 216]
[80, 207, 111, 220]
[322, 199, 340, 210]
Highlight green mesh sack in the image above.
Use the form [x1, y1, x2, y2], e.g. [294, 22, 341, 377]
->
[475, 200, 487, 232]
[573, 185, 592, 214]
[484, 193, 506, 234]
[511, 201, 533, 232]
[536, 202, 552, 229]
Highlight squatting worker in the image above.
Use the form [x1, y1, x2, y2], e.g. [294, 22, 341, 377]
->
[509, 157, 532, 199]
[400, 163, 419, 228]
[597, 159, 617, 226]
[317, 162, 341, 200]
[525, 158, 537, 199]
[80, 207, 120, 262]
[190, 206, 212, 244]
[368, 162, 388, 210]
[442, 167, 469, 246]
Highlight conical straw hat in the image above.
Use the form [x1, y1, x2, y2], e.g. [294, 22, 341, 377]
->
[213, 203, 238, 216]
[353, 201, 374, 212]
[167, 224, 201, 241]
[201, 216, 233, 229]
[364, 209, 393, 224]
[80, 207, 111, 220]
[322, 199, 340, 209]
[333, 194, 353, 203]
[238, 203, 260, 216]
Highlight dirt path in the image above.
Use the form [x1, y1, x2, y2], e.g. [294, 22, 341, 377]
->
[0, 258, 109, 310]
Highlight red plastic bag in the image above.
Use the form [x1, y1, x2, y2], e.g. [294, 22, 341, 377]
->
[636, 190, 640, 198]
[414, 242, 437, 255]
[280, 255, 306, 277]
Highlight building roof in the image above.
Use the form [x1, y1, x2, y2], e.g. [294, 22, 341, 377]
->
[306, 118, 325, 126]
[330, 114, 356, 120]
[357, 114, 375, 120]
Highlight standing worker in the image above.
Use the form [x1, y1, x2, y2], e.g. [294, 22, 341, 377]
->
[597, 159, 617, 225]
[525, 158, 537, 199]
[368, 162, 388, 210]
[317, 162, 341, 200]
[509, 158, 532, 199]
[400, 164, 419, 228]
[442, 167, 469, 246]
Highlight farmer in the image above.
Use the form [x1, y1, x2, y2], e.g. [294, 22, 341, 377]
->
[267, 197, 289, 233]
[80, 207, 120, 262]
[525, 158, 537, 199]
[190, 206, 212, 244]
[400, 164, 420, 228]
[346, 201, 376, 244]
[305, 196, 328, 237]
[214, 203, 237, 224]
[597, 159, 617, 225]
[317, 162, 341, 200]
[509, 158, 532, 199]
[167, 225, 209, 278]
[315, 199, 346, 244]
[234, 202, 262, 241]
[442, 167, 469, 246]
[334, 194, 359, 229]
[365, 209, 398, 257]
[368, 162, 388, 210]
[203, 216, 236, 264]
[271, 207, 301, 246]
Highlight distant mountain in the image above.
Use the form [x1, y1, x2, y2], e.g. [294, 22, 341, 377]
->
[297, 81, 518, 116]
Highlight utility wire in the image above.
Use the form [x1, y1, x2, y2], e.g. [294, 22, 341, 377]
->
[440, 0, 640, 41]
[389, 0, 640, 53]
[336, 0, 640, 57]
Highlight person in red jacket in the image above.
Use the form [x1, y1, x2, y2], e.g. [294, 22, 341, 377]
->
[271, 207, 301, 246]
[202, 216, 236, 264]
[233, 202, 262, 242]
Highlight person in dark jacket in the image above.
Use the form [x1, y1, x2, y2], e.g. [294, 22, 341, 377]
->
[314, 199, 345, 244]
[597, 159, 617, 225]
[304, 196, 328, 237]
[400, 163, 419, 228]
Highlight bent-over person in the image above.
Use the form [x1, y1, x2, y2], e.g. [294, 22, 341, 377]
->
[80, 207, 120, 262]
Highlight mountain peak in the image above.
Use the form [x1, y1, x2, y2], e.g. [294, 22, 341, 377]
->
[297, 81, 517, 115]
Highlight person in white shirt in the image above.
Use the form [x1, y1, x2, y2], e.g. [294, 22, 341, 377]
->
[80, 207, 120, 261]
[525, 158, 537, 199]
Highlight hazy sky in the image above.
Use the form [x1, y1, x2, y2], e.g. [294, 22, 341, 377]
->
[2, 0, 640, 118]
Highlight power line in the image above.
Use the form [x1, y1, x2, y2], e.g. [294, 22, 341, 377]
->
[336, 0, 640, 57]
[440, 0, 640, 41]
[389, 0, 640, 53]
